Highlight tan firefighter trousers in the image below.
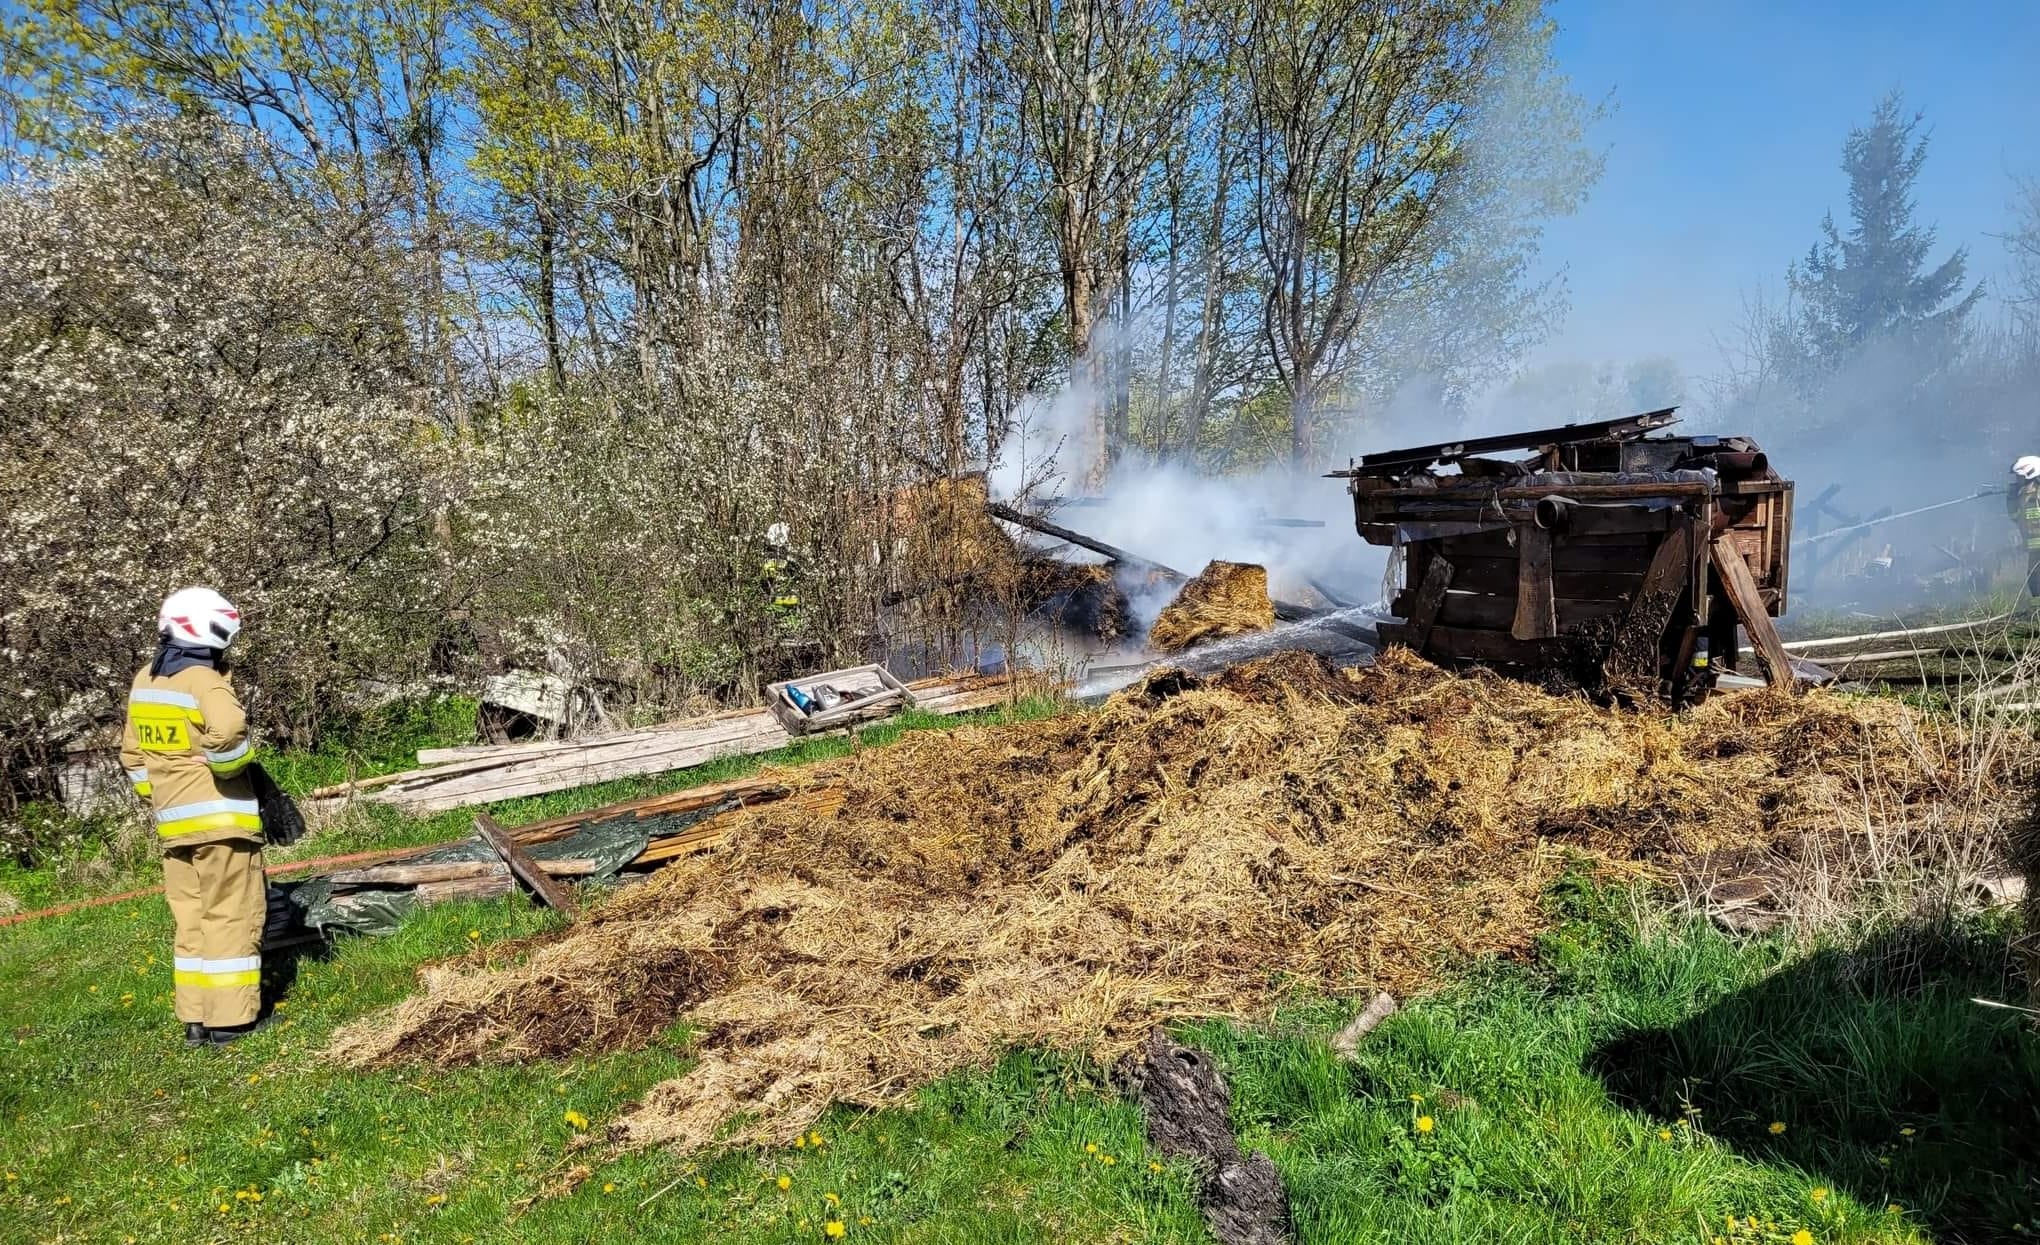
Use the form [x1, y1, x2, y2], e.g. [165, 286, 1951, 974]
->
[163, 838, 265, 1028]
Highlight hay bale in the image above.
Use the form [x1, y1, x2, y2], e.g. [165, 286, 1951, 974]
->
[329, 647, 2035, 1155]
[1148, 561, 1275, 653]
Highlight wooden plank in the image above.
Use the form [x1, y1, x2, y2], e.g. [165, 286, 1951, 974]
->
[1435, 594, 1623, 631]
[1360, 501, 1675, 531]
[1361, 481, 1710, 503]
[1550, 505, 1682, 538]
[326, 857, 596, 886]
[1406, 555, 1456, 650]
[1711, 537, 1793, 690]
[1441, 557, 1645, 600]
[1513, 526, 1557, 640]
[1430, 536, 1657, 573]
[413, 874, 517, 907]
[1772, 484, 1793, 605]
[1418, 626, 1567, 665]
[1417, 529, 1650, 559]
[510, 775, 793, 841]
[1607, 522, 1692, 685]
[475, 812, 579, 914]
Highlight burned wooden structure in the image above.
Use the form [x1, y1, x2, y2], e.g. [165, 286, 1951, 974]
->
[1339, 409, 1796, 699]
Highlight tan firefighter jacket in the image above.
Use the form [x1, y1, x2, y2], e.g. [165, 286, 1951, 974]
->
[119, 663, 260, 852]
[2014, 479, 2040, 550]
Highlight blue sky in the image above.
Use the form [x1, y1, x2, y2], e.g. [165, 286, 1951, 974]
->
[1529, 0, 2040, 380]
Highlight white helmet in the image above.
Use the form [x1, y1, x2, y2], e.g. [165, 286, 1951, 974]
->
[765, 522, 791, 549]
[2014, 456, 2040, 481]
[157, 586, 242, 650]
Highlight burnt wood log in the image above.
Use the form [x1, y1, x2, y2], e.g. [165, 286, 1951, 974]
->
[1129, 1029, 1291, 1245]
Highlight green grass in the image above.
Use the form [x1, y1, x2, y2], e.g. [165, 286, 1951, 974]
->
[6, 871, 2034, 1243]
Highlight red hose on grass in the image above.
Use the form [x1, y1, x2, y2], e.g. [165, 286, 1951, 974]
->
[0, 843, 440, 930]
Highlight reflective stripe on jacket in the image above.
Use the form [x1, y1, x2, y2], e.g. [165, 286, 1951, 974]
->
[119, 664, 260, 852]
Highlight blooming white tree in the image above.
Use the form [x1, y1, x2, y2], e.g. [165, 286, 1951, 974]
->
[0, 120, 438, 796]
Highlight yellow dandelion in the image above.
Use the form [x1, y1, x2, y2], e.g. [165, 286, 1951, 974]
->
[694, 1176, 708, 1189]
[859, 1217, 873, 1226]
[1149, 1162, 1163, 1173]
[55, 1195, 71, 1205]
[1101, 1155, 1118, 1166]
[1410, 1093, 1424, 1104]
[825, 1192, 841, 1206]
[1768, 1121, 1786, 1135]
[777, 1175, 792, 1192]
[809, 1131, 825, 1147]
[1887, 1204, 1903, 1214]
[1657, 1129, 1673, 1142]
[425, 1194, 445, 1206]
[218, 1203, 231, 1215]
[1415, 1116, 1435, 1134]
[1899, 1126, 1915, 1137]
[1084, 1143, 1099, 1155]
[1747, 1215, 1760, 1229]
[824, 1222, 846, 1238]
[1810, 1187, 1828, 1202]
[1791, 1232, 1813, 1245]
[247, 1073, 260, 1085]
[795, 1135, 807, 1149]
[563, 1109, 589, 1131]
[602, 1182, 616, 1195]
[467, 930, 480, 941]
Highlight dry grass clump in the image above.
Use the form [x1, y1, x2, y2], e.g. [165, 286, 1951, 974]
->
[330, 648, 2029, 1153]
[1148, 561, 1274, 653]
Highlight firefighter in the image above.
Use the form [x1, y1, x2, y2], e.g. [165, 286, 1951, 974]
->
[761, 521, 802, 618]
[119, 587, 267, 1045]
[2013, 457, 2040, 597]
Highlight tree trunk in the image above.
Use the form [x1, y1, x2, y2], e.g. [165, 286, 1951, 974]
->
[1290, 372, 1316, 469]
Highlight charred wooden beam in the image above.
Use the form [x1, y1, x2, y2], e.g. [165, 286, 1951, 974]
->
[1331, 408, 1680, 475]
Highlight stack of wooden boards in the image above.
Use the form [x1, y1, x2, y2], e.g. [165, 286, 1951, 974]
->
[1748, 613, 2034, 697]
[307, 671, 1009, 816]
[288, 772, 847, 930]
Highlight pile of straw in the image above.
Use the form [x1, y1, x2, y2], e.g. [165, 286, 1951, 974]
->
[330, 649, 2024, 1153]
[1148, 561, 1275, 653]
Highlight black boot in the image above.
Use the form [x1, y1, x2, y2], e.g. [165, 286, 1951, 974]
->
[184, 1022, 207, 1047]
[204, 1016, 273, 1045]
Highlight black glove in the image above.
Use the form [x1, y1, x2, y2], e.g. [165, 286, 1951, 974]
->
[249, 763, 309, 847]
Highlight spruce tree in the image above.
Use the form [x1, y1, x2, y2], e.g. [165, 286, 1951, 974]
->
[1789, 92, 1982, 372]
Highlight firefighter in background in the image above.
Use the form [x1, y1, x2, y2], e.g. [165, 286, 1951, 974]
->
[119, 587, 266, 1045]
[2013, 457, 2040, 597]
[761, 522, 802, 620]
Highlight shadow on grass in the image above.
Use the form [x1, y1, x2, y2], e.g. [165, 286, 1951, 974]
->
[1588, 922, 2040, 1241]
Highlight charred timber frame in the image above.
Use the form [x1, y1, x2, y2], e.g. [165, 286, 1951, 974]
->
[1348, 410, 1795, 698]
